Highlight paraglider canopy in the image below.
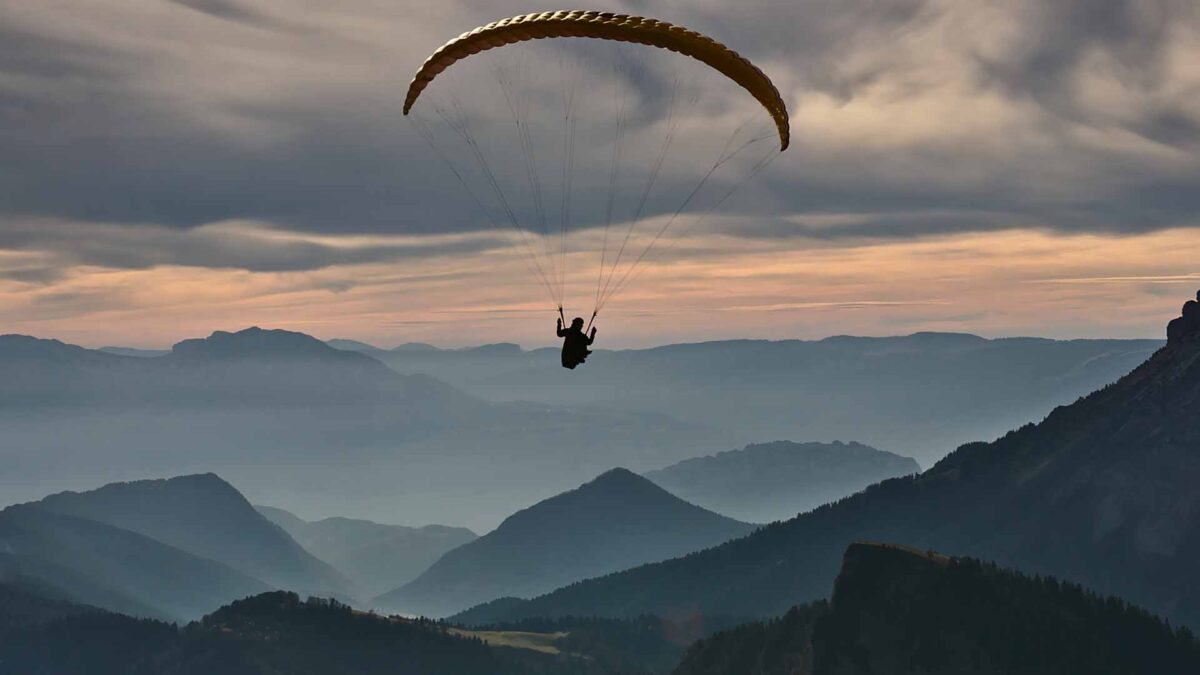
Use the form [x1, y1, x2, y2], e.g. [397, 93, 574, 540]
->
[404, 10, 790, 150]
[403, 10, 789, 327]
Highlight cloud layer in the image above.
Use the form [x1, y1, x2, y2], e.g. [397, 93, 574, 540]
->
[1, 0, 1198, 343]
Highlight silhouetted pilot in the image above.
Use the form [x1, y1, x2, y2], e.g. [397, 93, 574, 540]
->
[557, 316, 596, 369]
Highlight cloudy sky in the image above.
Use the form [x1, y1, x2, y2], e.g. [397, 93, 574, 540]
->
[1, 0, 1198, 348]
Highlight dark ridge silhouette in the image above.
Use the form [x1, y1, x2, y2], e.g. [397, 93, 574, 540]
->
[0, 504, 268, 621]
[1167, 289, 1200, 344]
[0, 595, 179, 675]
[255, 504, 477, 597]
[373, 468, 754, 618]
[453, 596, 529, 625]
[673, 542, 1200, 674]
[453, 292, 1200, 629]
[0, 578, 97, 627]
[644, 440, 920, 522]
[0, 589, 590, 674]
[34, 473, 351, 598]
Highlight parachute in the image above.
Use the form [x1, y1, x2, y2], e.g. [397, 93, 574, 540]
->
[405, 10, 789, 324]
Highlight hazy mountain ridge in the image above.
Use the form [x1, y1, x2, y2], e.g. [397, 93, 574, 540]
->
[456, 294, 1200, 628]
[255, 505, 477, 597]
[374, 468, 755, 618]
[0, 334, 156, 409]
[0, 503, 269, 621]
[673, 542, 1200, 675]
[0, 327, 478, 412]
[1, 325, 1157, 532]
[98, 346, 170, 357]
[0, 326, 715, 530]
[645, 441, 920, 522]
[333, 332, 1161, 467]
[34, 474, 351, 598]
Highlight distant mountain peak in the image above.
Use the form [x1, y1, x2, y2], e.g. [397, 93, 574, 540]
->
[502, 467, 692, 525]
[586, 467, 641, 485]
[169, 326, 376, 364]
[392, 342, 440, 352]
[375, 466, 752, 618]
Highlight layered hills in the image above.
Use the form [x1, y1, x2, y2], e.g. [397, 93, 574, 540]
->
[0, 504, 268, 621]
[255, 505, 476, 597]
[338, 332, 1160, 467]
[35, 474, 349, 597]
[0, 326, 706, 531]
[373, 468, 754, 618]
[456, 292, 1200, 629]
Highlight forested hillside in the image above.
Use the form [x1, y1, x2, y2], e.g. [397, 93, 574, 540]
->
[673, 542, 1200, 674]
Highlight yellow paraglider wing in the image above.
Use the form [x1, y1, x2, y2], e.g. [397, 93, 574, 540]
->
[403, 10, 790, 151]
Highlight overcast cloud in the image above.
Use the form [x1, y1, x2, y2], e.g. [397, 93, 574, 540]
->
[1, 0, 1198, 344]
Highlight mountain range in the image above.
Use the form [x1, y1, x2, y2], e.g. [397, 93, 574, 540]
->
[645, 441, 920, 522]
[3, 292, 1199, 671]
[372, 468, 755, 618]
[3, 324, 1161, 531]
[453, 294, 1200, 629]
[331, 332, 1160, 467]
[0, 327, 472, 412]
[255, 505, 477, 598]
[0, 326, 709, 531]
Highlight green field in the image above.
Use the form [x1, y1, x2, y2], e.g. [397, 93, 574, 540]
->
[449, 628, 569, 654]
